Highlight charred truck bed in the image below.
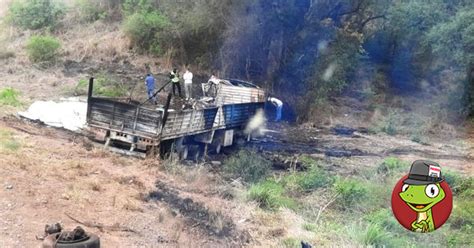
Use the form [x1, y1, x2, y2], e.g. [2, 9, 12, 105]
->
[85, 77, 266, 159]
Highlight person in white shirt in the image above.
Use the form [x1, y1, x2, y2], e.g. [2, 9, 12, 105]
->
[268, 97, 283, 121]
[208, 75, 220, 84]
[183, 69, 193, 100]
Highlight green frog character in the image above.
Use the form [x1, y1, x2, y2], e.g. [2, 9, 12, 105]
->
[399, 160, 445, 233]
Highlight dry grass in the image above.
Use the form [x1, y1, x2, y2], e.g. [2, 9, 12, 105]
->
[121, 198, 143, 212]
[88, 180, 103, 192]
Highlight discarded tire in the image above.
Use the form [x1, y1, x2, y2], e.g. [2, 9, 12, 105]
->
[43, 233, 100, 248]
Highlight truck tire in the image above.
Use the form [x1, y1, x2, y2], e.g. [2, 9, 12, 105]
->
[43, 233, 100, 248]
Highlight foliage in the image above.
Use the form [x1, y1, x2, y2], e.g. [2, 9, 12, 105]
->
[248, 180, 296, 210]
[377, 157, 409, 176]
[444, 170, 473, 197]
[426, 8, 474, 116]
[122, 0, 155, 16]
[358, 223, 392, 247]
[223, 149, 272, 183]
[122, 10, 170, 55]
[302, 223, 317, 232]
[333, 178, 369, 210]
[8, 0, 63, 30]
[426, 8, 474, 68]
[450, 200, 474, 229]
[308, 30, 361, 104]
[283, 165, 334, 192]
[364, 209, 401, 231]
[0, 88, 21, 106]
[75, 75, 128, 97]
[75, 0, 118, 22]
[26, 35, 61, 63]
[281, 237, 300, 248]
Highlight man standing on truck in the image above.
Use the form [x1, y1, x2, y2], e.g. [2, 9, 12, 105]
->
[145, 73, 157, 105]
[183, 68, 193, 100]
[170, 68, 182, 97]
[268, 96, 283, 121]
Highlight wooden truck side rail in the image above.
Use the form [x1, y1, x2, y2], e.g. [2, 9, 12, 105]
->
[86, 77, 268, 156]
[160, 107, 220, 140]
[88, 97, 163, 139]
[215, 84, 266, 105]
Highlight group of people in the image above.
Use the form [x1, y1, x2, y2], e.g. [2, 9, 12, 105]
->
[144, 68, 194, 105]
[144, 68, 284, 122]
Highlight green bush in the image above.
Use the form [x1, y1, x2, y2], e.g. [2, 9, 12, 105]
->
[75, 75, 128, 97]
[380, 111, 398, 135]
[444, 171, 474, 197]
[248, 180, 296, 210]
[283, 166, 334, 192]
[359, 224, 392, 247]
[364, 209, 401, 231]
[8, 0, 63, 30]
[122, 10, 170, 55]
[26, 35, 61, 63]
[333, 178, 369, 210]
[450, 200, 474, 229]
[377, 157, 409, 176]
[302, 223, 317, 232]
[223, 149, 272, 183]
[281, 237, 300, 248]
[0, 88, 21, 106]
[75, 0, 108, 22]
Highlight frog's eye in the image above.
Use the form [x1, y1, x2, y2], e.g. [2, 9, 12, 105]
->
[402, 184, 409, 192]
[425, 184, 439, 198]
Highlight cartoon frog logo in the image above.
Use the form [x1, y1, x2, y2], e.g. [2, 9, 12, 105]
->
[393, 160, 452, 233]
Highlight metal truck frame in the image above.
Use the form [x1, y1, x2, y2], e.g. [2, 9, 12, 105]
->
[85, 78, 266, 159]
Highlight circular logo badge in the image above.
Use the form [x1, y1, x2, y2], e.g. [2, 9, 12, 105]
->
[391, 160, 453, 233]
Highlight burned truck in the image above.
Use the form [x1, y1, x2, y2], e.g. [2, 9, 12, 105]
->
[85, 77, 266, 159]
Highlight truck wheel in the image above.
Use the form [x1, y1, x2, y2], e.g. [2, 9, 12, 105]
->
[43, 233, 100, 248]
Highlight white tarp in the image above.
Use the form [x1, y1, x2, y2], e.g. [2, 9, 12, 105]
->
[18, 98, 87, 132]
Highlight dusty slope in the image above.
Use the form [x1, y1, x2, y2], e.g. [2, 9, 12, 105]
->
[0, 117, 258, 247]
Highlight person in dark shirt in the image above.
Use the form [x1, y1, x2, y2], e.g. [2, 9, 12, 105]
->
[145, 73, 157, 104]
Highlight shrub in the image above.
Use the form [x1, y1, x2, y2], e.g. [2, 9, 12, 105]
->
[122, 10, 170, 55]
[364, 209, 401, 231]
[302, 223, 317, 232]
[75, 0, 108, 22]
[282, 237, 300, 248]
[26, 35, 61, 63]
[8, 0, 63, 30]
[223, 149, 272, 183]
[75, 75, 128, 97]
[444, 170, 473, 197]
[283, 166, 334, 192]
[0, 88, 21, 106]
[450, 200, 474, 229]
[377, 157, 409, 176]
[333, 178, 369, 210]
[359, 224, 392, 247]
[248, 180, 296, 210]
[380, 111, 398, 135]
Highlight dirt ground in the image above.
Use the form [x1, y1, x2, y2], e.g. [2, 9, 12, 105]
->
[0, 116, 258, 247]
[0, 112, 472, 247]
